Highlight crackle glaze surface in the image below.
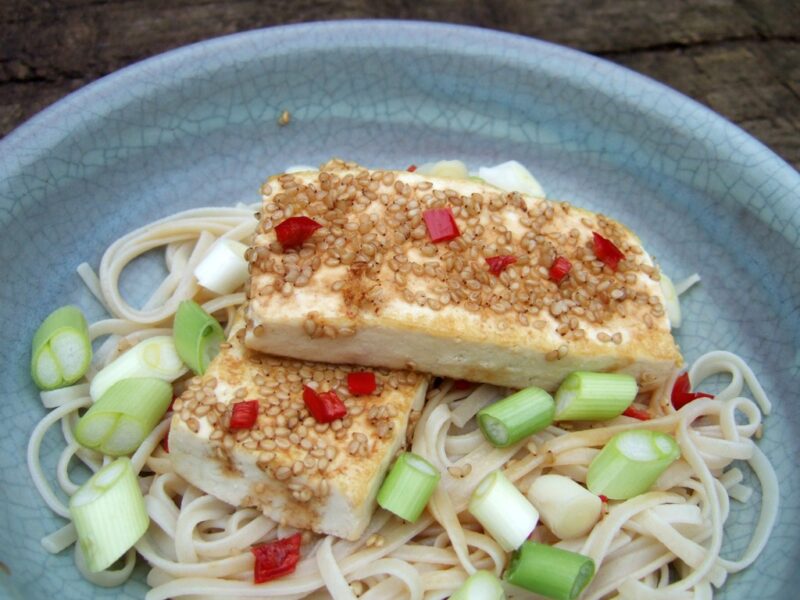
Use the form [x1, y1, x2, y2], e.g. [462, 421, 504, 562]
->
[0, 21, 798, 599]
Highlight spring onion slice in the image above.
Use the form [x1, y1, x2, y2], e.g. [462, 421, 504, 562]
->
[450, 570, 505, 600]
[554, 372, 637, 421]
[173, 300, 224, 374]
[478, 387, 554, 447]
[468, 471, 539, 552]
[69, 457, 149, 572]
[90, 335, 187, 401]
[31, 305, 92, 390]
[526, 474, 602, 540]
[416, 160, 470, 179]
[505, 541, 595, 600]
[76, 378, 172, 456]
[587, 430, 681, 500]
[193, 239, 250, 295]
[478, 160, 545, 197]
[285, 164, 318, 173]
[377, 452, 440, 522]
[660, 274, 682, 329]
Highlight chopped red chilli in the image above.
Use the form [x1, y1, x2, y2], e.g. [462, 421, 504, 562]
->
[671, 372, 714, 410]
[161, 424, 170, 453]
[347, 371, 376, 395]
[622, 406, 651, 421]
[252, 532, 302, 584]
[599, 495, 609, 503]
[422, 208, 460, 243]
[549, 256, 572, 283]
[275, 216, 322, 249]
[485, 255, 517, 276]
[407, 164, 417, 172]
[592, 232, 625, 271]
[303, 385, 347, 423]
[452, 379, 475, 391]
[229, 400, 260, 430]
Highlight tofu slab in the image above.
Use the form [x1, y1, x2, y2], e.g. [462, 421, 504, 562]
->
[245, 160, 682, 391]
[168, 319, 428, 541]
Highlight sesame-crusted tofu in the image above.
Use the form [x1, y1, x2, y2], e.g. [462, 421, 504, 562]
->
[168, 317, 428, 541]
[245, 160, 682, 391]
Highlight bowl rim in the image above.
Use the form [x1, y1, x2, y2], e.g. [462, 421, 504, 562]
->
[1, 19, 798, 189]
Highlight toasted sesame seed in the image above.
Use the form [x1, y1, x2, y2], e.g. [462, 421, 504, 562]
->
[258, 451, 275, 464]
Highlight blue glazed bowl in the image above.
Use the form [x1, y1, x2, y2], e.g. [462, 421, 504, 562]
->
[1, 20, 798, 600]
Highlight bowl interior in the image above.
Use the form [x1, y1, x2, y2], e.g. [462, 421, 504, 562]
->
[1, 21, 798, 599]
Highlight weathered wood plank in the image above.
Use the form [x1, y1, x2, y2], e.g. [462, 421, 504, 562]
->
[1, 0, 797, 168]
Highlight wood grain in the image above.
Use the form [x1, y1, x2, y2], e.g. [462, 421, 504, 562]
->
[2, 0, 798, 168]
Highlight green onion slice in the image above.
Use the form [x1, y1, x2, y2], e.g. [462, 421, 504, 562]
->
[89, 335, 187, 401]
[69, 457, 149, 573]
[173, 300, 225, 374]
[478, 387, 554, 447]
[31, 305, 92, 390]
[505, 541, 595, 600]
[193, 239, 249, 295]
[587, 429, 681, 500]
[554, 372, 637, 421]
[76, 377, 172, 456]
[451, 570, 505, 600]
[468, 471, 539, 552]
[377, 452, 440, 522]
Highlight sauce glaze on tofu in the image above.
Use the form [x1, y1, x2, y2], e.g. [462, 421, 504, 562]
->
[169, 319, 428, 541]
[245, 160, 682, 390]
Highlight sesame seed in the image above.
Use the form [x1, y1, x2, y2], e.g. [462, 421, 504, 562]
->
[258, 451, 275, 464]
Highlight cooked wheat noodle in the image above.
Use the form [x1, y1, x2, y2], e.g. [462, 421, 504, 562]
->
[26, 205, 779, 599]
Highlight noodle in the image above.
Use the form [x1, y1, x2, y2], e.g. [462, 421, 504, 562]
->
[25, 203, 780, 599]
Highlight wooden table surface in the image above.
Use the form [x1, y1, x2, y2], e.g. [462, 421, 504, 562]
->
[2, 0, 798, 169]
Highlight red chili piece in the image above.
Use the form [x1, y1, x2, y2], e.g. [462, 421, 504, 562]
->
[592, 232, 625, 271]
[622, 406, 651, 420]
[230, 400, 260, 430]
[161, 423, 170, 453]
[485, 255, 517, 276]
[452, 379, 475, 391]
[252, 532, 302, 584]
[275, 216, 322, 249]
[303, 386, 347, 423]
[407, 164, 417, 172]
[347, 371, 376, 395]
[549, 256, 572, 283]
[422, 208, 461, 243]
[599, 494, 609, 503]
[671, 372, 714, 410]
